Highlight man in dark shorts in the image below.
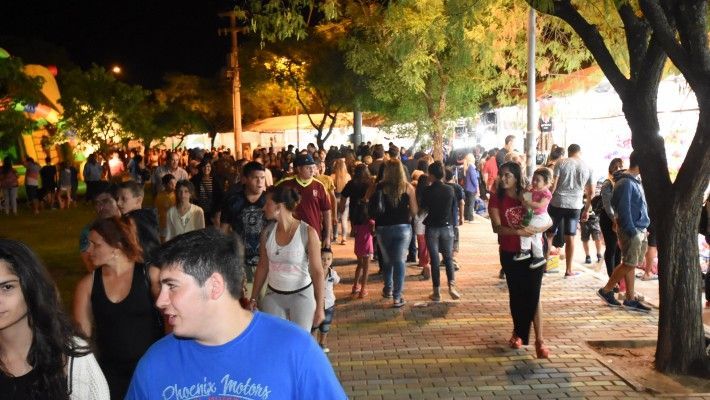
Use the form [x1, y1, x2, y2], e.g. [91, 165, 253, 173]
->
[547, 144, 593, 277]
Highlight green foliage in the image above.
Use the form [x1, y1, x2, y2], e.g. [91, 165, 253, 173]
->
[255, 24, 361, 148]
[0, 57, 44, 147]
[59, 65, 151, 154]
[154, 74, 232, 141]
[235, 0, 341, 42]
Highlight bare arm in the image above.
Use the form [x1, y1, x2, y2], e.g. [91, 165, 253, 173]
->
[73, 273, 94, 337]
[306, 227, 325, 327]
[322, 210, 332, 248]
[581, 182, 594, 222]
[250, 230, 270, 306]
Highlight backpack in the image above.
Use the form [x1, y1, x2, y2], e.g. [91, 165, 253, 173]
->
[591, 194, 605, 217]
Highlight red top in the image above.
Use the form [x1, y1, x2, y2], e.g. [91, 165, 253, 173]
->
[278, 177, 331, 239]
[482, 157, 499, 192]
[489, 191, 525, 252]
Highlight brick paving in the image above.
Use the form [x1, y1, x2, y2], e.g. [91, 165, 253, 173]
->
[325, 217, 705, 399]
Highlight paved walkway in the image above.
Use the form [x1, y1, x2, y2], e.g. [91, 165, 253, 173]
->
[325, 217, 707, 399]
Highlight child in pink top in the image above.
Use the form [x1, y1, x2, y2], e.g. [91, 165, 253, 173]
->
[515, 168, 553, 269]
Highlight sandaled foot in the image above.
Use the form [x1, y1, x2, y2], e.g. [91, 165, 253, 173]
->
[535, 340, 550, 359]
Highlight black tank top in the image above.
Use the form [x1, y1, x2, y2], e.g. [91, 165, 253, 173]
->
[91, 264, 163, 366]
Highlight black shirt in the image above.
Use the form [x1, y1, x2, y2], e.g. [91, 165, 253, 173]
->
[39, 165, 57, 189]
[0, 369, 54, 400]
[373, 184, 411, 226]
[421, 180, 455, 227]
[341, 180, 370, 225]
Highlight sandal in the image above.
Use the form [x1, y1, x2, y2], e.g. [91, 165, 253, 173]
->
[351, 284, 361, 295]
[535, 340, 550, 359]
[509, 334, 522, 349]
[358, 289, 368, 299]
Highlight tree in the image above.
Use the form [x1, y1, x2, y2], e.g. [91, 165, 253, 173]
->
[345, 0, 482, 160]
[344, 0, 594, 160]
[154, 74, 232, 148]
[59, 65, 151, 155]
[0, 56, 43, 148]
[527, 0, 709, 375]
[259, 25, 360, 150]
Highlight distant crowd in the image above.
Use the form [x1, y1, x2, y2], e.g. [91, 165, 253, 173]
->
[1, 137, 708, 400]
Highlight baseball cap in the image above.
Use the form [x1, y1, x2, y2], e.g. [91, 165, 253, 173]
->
[294, 153, 316, 167]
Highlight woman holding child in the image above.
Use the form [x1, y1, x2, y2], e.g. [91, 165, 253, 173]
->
[489, 162, 550, 358]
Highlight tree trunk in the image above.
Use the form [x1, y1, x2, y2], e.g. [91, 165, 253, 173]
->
[625, 96, 710, 376]
[655, 199, 709, 376]
[654, 95, 710, 376]
[431, 116, 444, 161]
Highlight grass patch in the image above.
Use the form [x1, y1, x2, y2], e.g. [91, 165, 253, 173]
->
[0, 204, 95, 307]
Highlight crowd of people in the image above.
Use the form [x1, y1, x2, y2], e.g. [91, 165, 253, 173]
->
[1, 137, 709, 399]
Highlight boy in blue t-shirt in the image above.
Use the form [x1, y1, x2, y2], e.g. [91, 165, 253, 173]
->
[125, 229, 347, 400]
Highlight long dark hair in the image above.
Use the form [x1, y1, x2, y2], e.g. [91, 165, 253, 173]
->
[497, 161, 525, 199]
[352, 163, 371, 186]
[0, 239, 90, 400]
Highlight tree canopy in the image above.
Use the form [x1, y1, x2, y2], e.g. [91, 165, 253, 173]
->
[59, 65, 151, 154]
[0, 56, 43, 148]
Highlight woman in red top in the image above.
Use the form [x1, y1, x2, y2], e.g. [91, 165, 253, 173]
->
[489, 162, 550, 358]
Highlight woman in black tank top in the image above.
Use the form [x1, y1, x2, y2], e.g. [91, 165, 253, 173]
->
[73, 217, 163, 399]
[371, 159, 418, 308]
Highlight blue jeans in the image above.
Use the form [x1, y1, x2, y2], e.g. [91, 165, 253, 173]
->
[425, 226, 455, 288]
[376, 224, 412, 300]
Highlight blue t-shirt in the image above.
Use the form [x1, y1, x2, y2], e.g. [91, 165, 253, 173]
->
[125, 311, 347, 400]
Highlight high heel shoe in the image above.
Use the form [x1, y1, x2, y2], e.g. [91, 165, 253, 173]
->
[535, 340, 550, 359]
[508, 334, 522, 349]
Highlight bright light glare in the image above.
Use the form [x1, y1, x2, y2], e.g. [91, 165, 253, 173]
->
[111, 65, 122, 74]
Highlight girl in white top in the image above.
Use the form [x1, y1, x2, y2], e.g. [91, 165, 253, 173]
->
[0, 239, 109, 400]
[250, 185, 326, 332]
[165, 180, 205, 241]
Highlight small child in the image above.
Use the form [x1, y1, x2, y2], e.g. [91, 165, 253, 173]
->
[312, 248, 340, 353]
[414, 174, 431, 278]
[515, 168, 553, 269]
[154, 174, 176, 242]
[580, 195, 602, 264]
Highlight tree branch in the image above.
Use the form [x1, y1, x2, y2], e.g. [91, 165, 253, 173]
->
[527, 0, 630, 97]
[639, 0, 699, 86]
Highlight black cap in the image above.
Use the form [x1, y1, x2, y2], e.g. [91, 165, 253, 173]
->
[294, 153, 316, 167]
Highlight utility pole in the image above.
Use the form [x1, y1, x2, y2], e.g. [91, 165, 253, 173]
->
[218, 11, 245, 158]
[525, 8, 537, 180]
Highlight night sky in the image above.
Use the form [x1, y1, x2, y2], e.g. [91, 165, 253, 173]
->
[0, 0, 235, 88]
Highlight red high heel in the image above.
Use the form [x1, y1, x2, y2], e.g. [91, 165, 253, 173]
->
[535, 340, 550, 359]
[508, 334, 522, 349]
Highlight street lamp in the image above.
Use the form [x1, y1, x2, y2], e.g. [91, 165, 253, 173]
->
[111, 65, 122, 75]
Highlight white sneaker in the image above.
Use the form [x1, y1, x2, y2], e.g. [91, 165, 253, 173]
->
[513, 251, 531, 261]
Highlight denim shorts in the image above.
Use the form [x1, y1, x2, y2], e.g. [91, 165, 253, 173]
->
[549, 205, 581, 236]
[312, 305, 335, 334]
